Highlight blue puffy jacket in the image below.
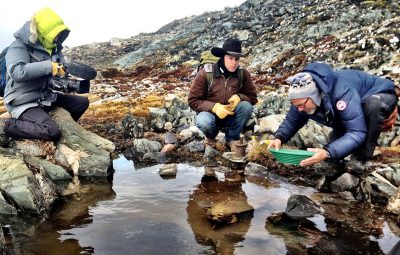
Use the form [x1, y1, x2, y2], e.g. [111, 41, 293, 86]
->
[275, 62, 395, 159]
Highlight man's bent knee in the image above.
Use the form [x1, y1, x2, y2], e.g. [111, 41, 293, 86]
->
[236, 101, 253, 116]
[196, 111, 217, 138]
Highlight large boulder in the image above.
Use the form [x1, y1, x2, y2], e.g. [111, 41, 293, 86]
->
[0, 154, 51, 214]
[51, 108, 115, 177]
[0, 108, 115, 216]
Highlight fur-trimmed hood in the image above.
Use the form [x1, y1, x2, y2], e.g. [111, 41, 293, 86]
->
[14, 7, 69, 52]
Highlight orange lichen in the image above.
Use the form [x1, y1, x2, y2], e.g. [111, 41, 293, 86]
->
[130, 108, 150, 117]
[377, 146, 400, 163]
[81, 94, 164, 125]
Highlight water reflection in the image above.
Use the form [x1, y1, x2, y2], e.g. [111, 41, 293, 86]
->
[265, 214, 385, 255]
[20, 179, 115, 254]
[2, 156, 399, 255]
[186, 170, 253, 254]
[264, 193, 399, 255]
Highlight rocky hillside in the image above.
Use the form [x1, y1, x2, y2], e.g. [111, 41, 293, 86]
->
[65, 0, 400, 88]
[58, 0, 400, 151]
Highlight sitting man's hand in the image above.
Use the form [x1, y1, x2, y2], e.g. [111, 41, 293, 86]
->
[267, 139, 282, 150]
[227, 94, 241, 111]
[212, 103, 234, 119]
[300, 148, 329, 166]
[51, 62, 66, 77]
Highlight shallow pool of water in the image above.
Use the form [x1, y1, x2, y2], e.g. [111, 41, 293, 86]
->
[6, 156, 400, 254]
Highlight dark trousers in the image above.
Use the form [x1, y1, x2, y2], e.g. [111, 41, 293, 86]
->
[5, 94, 89, 140]
[330, 93, 398, 161]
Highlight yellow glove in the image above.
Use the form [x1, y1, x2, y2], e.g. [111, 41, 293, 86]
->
[212, 103, 234, 119]
[227, 94, 241, 111]
[51, 62, 66, 77]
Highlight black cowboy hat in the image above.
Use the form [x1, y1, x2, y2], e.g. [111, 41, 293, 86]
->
[211, 38, 243, 58]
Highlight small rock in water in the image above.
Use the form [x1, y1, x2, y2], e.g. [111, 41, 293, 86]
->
[285, 194, 322, 220]
[159, 163, 177, 177]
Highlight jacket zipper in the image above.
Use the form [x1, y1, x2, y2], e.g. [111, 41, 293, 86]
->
[224, 76, 231, 103]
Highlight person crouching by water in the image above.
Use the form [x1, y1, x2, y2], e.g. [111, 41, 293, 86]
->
[188, 38, 258, 152]
[1, 7, 89, 143]
[268, 62, 398, 173]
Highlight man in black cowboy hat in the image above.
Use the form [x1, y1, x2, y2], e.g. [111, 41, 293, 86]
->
[188, 38, 258, 151]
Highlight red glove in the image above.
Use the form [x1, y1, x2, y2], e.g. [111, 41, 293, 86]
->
[381, 106, 398, 132]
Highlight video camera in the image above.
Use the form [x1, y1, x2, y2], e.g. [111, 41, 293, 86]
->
[47, 62, 97, 94]
[48, 76, 90, 94]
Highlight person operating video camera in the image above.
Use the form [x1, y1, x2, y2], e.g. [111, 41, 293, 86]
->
[2, 7, 89, 142]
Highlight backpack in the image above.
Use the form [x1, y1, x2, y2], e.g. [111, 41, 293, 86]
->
[197, 50, 244, 95]
[0, 47, 8, 97]
[0, 45, 40, 98]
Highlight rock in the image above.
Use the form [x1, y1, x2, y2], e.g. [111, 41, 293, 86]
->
[285, 194, 322, 220]
[364, 175, 398, 204]
[202, 146, 221, 167]
[109, 37, 123, 47]
[314, 160, 345, 179]
[13, 140, 56, 157]
[150, 107, 168, 132]
[255, 92, 290, 118]
[24, 156, 72, 181]
[306, 15, 320, 24]
[0, 107, 115, 217]
[54, 144, 89, 176]
[164, 132, 177, 144]
[204, 167, 216, 177]
[164, 122, 173, 131]
[339, 191, 356, 201]
[245, 162, 269, 177]
[387, 187, 400, 215]
[330, 173, 359, 193]
[0, 225, 7, 254]
[143, 152, 166, 163]
[164, 93, 178, 108]
[159, 164, 177, 177]
[380, 164, 400, 186]
[0, 154, 48, 214]
[160, 144, 176, 154]
[51, 108, 114, 177]
[0, 192, 17, 215]
[184, 140, 205, 153]
[122, 115, 149, 138]
[179, 126, 204, 143]
[124, 138, 162, 161]
[315, 175, 326, 191]
[258, 114, 285, 134]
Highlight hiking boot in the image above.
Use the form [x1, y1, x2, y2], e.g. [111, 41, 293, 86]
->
[345, 158, 366, 176]
[0, 118, 9, 147]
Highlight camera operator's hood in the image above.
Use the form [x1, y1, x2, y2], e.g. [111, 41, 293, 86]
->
[29, 7, 70, 52]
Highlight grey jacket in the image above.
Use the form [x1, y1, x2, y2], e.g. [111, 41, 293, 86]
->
[5, 21, 65, 118]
